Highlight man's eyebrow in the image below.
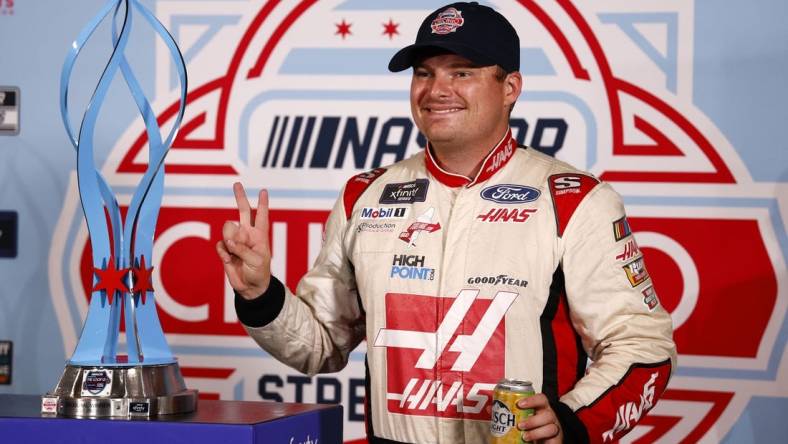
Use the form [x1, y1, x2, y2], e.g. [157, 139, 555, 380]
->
[414, 62, 483, 69]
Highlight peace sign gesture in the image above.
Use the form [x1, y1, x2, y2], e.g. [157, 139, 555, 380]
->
[215, 182, 272, 300]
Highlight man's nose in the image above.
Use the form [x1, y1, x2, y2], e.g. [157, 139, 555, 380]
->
[428, 74, 451, 98]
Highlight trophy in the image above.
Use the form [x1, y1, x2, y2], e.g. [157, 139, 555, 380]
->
[42, 0, 197, 417]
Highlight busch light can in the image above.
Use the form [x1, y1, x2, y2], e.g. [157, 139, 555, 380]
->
[490, 379, 535, 444]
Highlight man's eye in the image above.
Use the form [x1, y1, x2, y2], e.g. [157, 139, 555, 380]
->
[455, 71, 471, 78]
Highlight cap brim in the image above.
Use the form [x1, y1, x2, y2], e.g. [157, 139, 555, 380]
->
[388, 41, 499, 72]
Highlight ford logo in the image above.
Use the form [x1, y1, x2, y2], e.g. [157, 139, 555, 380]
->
[480, 184, 541, 204]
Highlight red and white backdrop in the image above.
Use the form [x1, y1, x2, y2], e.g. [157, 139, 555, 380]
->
[0, 1, 785, 443]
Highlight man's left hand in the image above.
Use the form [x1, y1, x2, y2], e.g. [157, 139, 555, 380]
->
[516, 393, 563, 443]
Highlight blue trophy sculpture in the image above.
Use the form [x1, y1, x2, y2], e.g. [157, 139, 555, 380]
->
[43, 0, 197, 417]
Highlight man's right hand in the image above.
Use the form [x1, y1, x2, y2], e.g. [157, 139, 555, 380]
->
[215, 182, 272, 300]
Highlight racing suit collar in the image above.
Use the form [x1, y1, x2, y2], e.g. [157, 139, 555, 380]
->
[424, 128, 516, 188]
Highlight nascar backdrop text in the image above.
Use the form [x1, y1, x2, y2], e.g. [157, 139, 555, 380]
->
[0, 1, 786, 443]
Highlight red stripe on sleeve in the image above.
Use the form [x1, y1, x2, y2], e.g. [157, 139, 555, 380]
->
[343, 168, 387, 219]
[576, 360, 672, 443]
[548, 173, 599, 237]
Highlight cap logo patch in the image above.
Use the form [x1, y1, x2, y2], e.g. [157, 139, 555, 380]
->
[431, 7, 465, 34]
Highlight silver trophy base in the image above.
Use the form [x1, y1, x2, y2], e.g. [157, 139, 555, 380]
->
[42, 362, 198, 418]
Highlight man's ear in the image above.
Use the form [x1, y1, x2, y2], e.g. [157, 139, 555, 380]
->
[503, 71, 523, 107]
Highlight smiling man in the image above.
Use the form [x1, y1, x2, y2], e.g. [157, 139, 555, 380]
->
[217, 2, 676, 443]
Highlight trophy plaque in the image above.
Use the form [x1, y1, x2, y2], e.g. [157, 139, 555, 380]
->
[42, 0, 197, 417]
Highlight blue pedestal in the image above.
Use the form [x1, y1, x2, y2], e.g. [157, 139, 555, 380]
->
[0, 394, 342, 444]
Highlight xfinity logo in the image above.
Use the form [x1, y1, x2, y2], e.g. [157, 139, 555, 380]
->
[380, 179, 429, 204]
[480, 185, 541, 204]
[360, 207, 408, 220]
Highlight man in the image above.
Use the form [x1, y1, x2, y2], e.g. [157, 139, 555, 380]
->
[216, 2, 676, 443]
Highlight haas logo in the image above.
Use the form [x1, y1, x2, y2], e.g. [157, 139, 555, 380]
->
[373, 290, 517, 419]
[603, 373, 658, 441]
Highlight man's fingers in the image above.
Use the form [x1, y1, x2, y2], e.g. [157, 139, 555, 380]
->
[520, 411, 561, 442]
[521, 423, 561, 443]
[222, 220, 240, 242]
[215, 240, 233, 264]
[516, 394, 562, 443]
[225, 238, 263, 268]
[233, 182, 253, 227]
[254, 189, 270, 240]
[520, 409, 557, 430]
[216, 241, 246, 290]
[517, 393, 549, 410]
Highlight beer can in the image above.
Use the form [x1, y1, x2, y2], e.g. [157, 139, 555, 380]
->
[490, 379, 535, 444]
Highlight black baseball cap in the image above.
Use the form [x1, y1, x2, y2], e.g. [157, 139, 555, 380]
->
[388, 2, 520, 73]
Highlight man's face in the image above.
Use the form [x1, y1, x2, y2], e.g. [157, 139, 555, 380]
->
[410, 53, 520, 149]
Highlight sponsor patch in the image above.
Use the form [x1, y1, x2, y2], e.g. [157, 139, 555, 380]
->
[379, 179, 429, 204]
[351, 168, 387, 185]
[476, 208, 537, 223]
[399, 221, 441, 244]
[467, 275, 528, 288]
[641, 286, 659, 311]
[129, 401, 151, 416]
[548, 174, 599, 238]
[480, 184, 541, 204]
[603, 372, 659, 441]
[613, 216, 632, 241]
[483, 137, 516, 175]
[41, 396, 58, 414]
[391, 255, 435, 281]
[357, 222, 396, 233]
[0, 340, 11, 385]
[622, 257, 649, 287]
[551, 175, 583, 195]
[81, 369, 113, 397]
[615, 239, 640, 261]
[431, 7, 464, 34]
[373, 290, 518, 419]
[359, 206, 408, 220]
[400, 207, 440, 246]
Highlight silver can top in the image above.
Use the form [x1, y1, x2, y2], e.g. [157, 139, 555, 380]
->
[497, 378, 534, 392]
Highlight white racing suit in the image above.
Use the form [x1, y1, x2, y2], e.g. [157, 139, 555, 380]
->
[235, 130, 677, 443]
